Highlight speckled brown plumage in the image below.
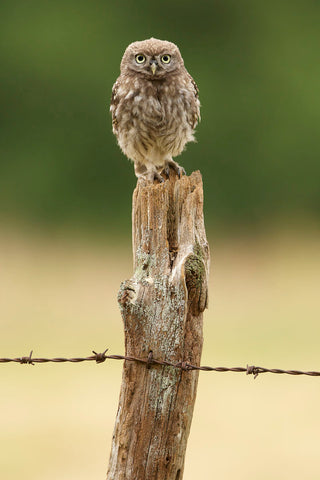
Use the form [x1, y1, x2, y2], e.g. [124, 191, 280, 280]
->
[110, 38, 200, 182]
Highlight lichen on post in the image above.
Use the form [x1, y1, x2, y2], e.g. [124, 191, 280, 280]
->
[107, 170, 210, 480]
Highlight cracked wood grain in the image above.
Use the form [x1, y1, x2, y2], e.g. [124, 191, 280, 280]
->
[107, 170, 210, 480]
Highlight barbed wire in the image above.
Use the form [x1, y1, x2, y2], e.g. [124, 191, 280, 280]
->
[1, 349, 320, 379]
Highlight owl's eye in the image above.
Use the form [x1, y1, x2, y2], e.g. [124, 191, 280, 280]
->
[161, 54, 171, 64]
[135, 54, 146, 64]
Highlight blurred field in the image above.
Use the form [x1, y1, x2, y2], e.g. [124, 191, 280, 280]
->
[1, 226, 320, 479]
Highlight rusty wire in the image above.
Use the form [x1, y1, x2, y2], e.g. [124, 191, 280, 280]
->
[1, 349, 320, 379]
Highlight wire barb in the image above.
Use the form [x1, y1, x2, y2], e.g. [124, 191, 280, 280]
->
[20, 350, 34, 365]
[92, 349, 109, 364]
[146, 351, 154, 369]
[246, 365, 261, 379]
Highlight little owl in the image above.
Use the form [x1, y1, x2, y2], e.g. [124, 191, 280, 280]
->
[110, 38, 200, 182]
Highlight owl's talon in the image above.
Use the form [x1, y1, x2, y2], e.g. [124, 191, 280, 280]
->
[153, 172, 164, 183]
[165, 160, 186, 179]
[163, 166, 170, 178]
[178, 167, 186, 178]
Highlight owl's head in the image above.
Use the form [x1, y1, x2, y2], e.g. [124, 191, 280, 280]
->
[120, 38, 184, 79]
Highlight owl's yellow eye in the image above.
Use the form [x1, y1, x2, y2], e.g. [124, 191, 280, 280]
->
[135, 54, 146, 64]
[161, 54, 171, 64]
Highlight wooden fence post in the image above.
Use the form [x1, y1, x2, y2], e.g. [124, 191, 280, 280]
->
[107, 170, 210, 480]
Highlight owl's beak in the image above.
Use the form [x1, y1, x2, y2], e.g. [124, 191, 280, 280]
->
[150, 60, 158, 75]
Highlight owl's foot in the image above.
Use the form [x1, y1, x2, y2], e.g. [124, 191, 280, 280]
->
[153, 171, 165, 183]
[145, 170, 164, 183]
[135, 162, 164, 183]
[163, 160, 186, 179]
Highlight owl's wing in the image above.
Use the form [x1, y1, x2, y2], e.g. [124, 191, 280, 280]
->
[187, 73, 201, 129]
[110, 79, 120, 133]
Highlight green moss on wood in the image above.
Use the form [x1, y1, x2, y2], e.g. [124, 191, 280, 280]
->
[184, 242, 205, 290]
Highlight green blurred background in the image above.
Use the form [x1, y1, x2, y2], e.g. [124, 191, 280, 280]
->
[1, 1, 320, 479]
[1, 0, 319, 232]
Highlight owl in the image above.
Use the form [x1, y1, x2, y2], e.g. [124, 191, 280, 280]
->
[110, 38, 200, 182]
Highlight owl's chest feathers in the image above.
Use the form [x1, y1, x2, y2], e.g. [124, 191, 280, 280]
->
[120, 79, 187, 131]
[113, 75, 197, 164]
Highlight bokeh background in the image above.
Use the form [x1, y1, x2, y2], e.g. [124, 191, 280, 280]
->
[1, 1, 320, 479]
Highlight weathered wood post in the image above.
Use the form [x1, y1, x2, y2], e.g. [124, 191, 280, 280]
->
[107, 170, 210, 480]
